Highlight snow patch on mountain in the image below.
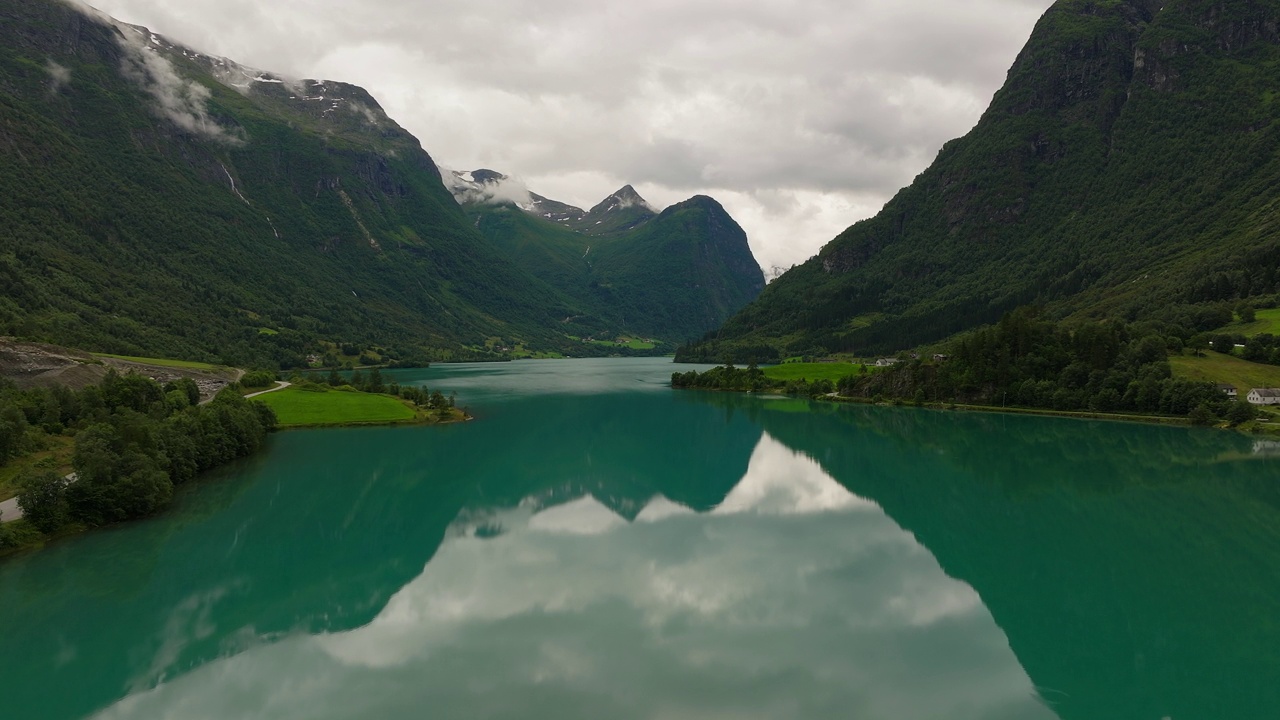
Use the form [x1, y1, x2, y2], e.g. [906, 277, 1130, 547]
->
[595, 185, 657, 214]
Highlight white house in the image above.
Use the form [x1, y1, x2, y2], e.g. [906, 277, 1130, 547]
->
[1218, 383, 1238, 399]
[1247, 388, 1280, 405]
[874, 358, 900, 368]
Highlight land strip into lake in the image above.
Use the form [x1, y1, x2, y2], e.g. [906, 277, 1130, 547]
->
[253, 384, 467, 429]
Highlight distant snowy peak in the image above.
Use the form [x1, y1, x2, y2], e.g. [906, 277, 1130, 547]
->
[589, 185, 657, 215]
[529, 193, 587, 223]
[445, 168, 537, 210]
[445, 170, 660, 233]
[445, 168, 588, 222]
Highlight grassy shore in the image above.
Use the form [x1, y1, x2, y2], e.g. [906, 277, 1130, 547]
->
[255, 385, 464, 428]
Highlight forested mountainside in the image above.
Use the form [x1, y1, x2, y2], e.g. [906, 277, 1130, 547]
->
[680, 0, 1280, 362]
[451, 171, 765, 342]
[0, 0, 578, 367]
[0, 0, 726, 368]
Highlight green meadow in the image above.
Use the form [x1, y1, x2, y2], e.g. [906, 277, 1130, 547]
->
[256, 386, 418, 428]
[762, 362, 867, 382]
[1225, 308, 1280, 337]
[1169, 352, 1280, 394]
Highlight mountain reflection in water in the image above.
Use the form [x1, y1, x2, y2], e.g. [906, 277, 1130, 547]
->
[92, 433, 1054, 720]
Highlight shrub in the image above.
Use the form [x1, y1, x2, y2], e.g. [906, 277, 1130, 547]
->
[17, 470, 70, 533]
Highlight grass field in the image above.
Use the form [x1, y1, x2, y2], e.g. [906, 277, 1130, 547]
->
[1221, 308, 1280, 337]
[256, 386, 417, 427]
[1170, 352, 1280, 393]
[93, 353, 226, 370]
[0, 436, 74, 502]
[762, 362, 867, 382]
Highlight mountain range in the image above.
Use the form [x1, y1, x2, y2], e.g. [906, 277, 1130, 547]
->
[0, 0, 763, 367]
[446, 170, 765, 343]
[680, 0, 1280, 362]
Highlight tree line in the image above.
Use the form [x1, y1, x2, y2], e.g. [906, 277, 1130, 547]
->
[316, 368, 455, 411]
[673, 309, 1260, 427]
[0, 371, 276, 546]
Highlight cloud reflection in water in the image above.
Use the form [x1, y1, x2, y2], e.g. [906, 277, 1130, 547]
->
[95, 434, 1056, 720]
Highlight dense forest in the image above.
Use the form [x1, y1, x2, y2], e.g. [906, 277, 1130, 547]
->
[0, 371, 276, 547]
[674, 308, 1260, 427]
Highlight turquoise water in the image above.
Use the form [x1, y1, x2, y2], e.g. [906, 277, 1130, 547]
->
[2, 358, 1279, 719]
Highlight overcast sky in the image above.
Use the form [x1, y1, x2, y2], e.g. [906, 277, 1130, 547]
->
[89, 0, 1055, 273]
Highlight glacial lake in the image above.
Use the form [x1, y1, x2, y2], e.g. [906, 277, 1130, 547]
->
[2, 357, 1279, 719]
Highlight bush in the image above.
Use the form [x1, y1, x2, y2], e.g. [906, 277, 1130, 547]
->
[17, 470, 70, 533]
[1225, 400, 1259, 427]
[240, 370, 278, 389]
[1188, 403, 1215, 426]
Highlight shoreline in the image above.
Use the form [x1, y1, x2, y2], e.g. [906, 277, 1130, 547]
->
[0, 412, 473, 559]
[271, 412, 472, 431]
[678, 387, 1274, 434]
[827, 395, 1198, 427]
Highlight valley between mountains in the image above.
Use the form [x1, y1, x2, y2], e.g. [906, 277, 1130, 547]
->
[4, 0, 1280, 425]
[0, 0, 765, 368]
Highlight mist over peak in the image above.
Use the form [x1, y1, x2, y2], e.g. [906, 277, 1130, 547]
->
[443, 168, 535, 209]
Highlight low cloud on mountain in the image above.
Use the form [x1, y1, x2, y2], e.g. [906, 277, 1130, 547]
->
[90, 0, 1053, 270]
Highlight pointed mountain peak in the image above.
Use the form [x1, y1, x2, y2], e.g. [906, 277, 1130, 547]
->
[590, 185, 657, 215]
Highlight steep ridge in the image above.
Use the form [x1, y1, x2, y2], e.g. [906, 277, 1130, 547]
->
[681, 0, 1280, 361]
[452, 171, 766, 342]
[0, 0, 587, 366]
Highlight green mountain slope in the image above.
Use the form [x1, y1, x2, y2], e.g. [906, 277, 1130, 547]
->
[680, 0, 1280, 362]
[457, 173, 766, 342]
[0, 0, 590, 367]
[589, 196, 767, 341]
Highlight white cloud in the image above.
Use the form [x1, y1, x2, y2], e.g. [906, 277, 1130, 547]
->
[110, 21, 244, 144]
[440, 167, 534, 208]
[87, 0, 1055, 269]
[45, 59, 72, 93]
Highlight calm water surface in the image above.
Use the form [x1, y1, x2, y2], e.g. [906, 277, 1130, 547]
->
[2, 358, 1280, 719]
